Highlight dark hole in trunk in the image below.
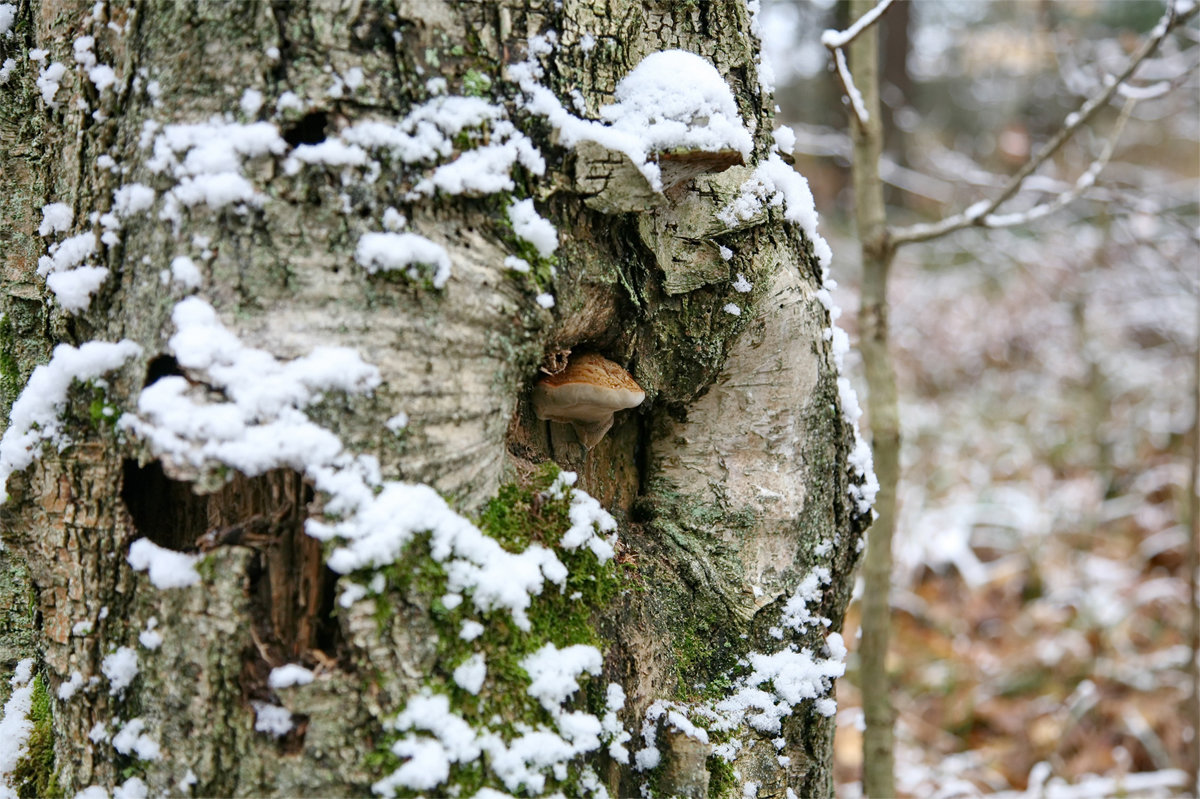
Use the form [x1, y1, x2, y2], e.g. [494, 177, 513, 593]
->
[120, 461, 345, 677]
[283, 110, 328, 147]
[143, 354, 184, 387]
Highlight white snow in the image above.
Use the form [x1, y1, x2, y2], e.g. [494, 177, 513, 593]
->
[778, 569, 832, 635]
[510, 46, 750, 192]
[73, 36, 96, 68]
[38, 203, 73, 237]
[773, 125, 796, 156]
[535, 293, 555, 309]
[101, 647, 139, 696]
[74, 787, 108, 799]
[240, 88, 263, 116]
[36, 62, 67, 106]
[284, 140, 369, 174]
[0, 658, 35, 788]
[119, 296, 380, 478]
[0, 339, 141, 503]
[382, 207, 406, 231]
[127, 538, 201, 589]
[38, 231, 96, 277]
[550, 471, 617, 562]
[601, 50, 753, 160]
[146, 120, 286, 221]
[268, 664, 315, 690]
[338, 96, 544, 198]
[57, 670, 84, 700]
[385, 412, 409, 433]
[169, 255, 202, 289]
[355, 232, 452, 289]
[459, 620, 485, 641]
[521, 644, 603, 714]
[821, 0, 895, 49]
[632, 699, 712, 771]
[713, 633, 847, 734]
[138, 626, 162, 650]
[111, 718, 159, 760]
[88, 64, 116, 93]
[46, 265, 110, 313]
[374, 662, 613, 799]
[719, 154, 831, 271]
[724, 303, 742, 316]
[452, 654, 487, 696]
[507, 199, 558, 258]
[112, 183, 156, 217]
[504, 255, 531, 273]
[0, 58, 16, 84]
[732, 273, 752, 293]
[121, 300, 617, 635]
[412, 123, 544, 196]
[112, 777, 148, 799]
[253, 702, 294, 737]
[0, 4, 15, 36]
[320, 480, 569, 631]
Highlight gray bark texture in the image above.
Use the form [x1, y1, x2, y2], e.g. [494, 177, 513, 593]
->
[0, 1, 871, 797]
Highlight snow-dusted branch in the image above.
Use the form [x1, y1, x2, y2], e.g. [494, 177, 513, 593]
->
[821, 0, 896, 50]
[890, 0, 1199, 247]
[979, 98, 1136, 229]
[821, 0, 895, 127]
[832, 49, 870, 126]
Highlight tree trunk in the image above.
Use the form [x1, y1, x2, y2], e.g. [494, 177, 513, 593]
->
[845, 1, 899, 797]
[0, 1, 871, 797]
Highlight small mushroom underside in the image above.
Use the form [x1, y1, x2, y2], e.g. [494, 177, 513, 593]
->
[532, 353, 645, 449]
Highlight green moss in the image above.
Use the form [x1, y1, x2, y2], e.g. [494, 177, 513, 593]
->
[462, 69, 493, 98]
[86, 383, 120, 430]
[706, 753, 737, 798]
[0, 313, 22, 415]
[361, 463, 626, 796]
[11, 674, 61, 799]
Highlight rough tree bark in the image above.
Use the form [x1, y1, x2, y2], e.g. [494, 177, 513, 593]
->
[0, 1, 871, 797]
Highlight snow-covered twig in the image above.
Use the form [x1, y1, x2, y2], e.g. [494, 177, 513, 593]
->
[821, 0, 895, 127]
[832, 49, 870, 126]
[978, 98, 1136, 229]
[820, 0, 895, 50]
[890, 0, 1198, 247]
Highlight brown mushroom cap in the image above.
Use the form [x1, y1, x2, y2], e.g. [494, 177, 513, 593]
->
[533, 353, 645, 448]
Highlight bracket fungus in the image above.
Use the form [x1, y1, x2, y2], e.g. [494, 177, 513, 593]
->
[532, 353, 645, 449]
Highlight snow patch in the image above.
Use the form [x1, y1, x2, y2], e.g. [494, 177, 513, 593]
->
[127, 538, 201, 589]
[101, 647, 139, 696]
[268, 664, 315, 690]
[355, 232, 452, 289]
[0, 340, 141, 503]
[507, 199, 558, 258]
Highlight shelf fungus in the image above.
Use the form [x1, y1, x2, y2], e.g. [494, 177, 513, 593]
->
[573, 49, 752, 214]
[532, 353, 645, 449]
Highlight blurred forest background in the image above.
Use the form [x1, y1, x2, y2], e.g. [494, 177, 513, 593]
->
[760, 1, 1200, 796]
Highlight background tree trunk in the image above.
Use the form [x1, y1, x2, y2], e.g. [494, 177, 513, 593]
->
[0, 1, 871, 796]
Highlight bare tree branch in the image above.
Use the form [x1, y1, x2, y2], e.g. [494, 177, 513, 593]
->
[980, 97, 1136, 229]
[821, 0, 896, 49]
[890, 0, 1198, 248]
[832, 48, 870, 127]
[822, 0, 896, 128]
